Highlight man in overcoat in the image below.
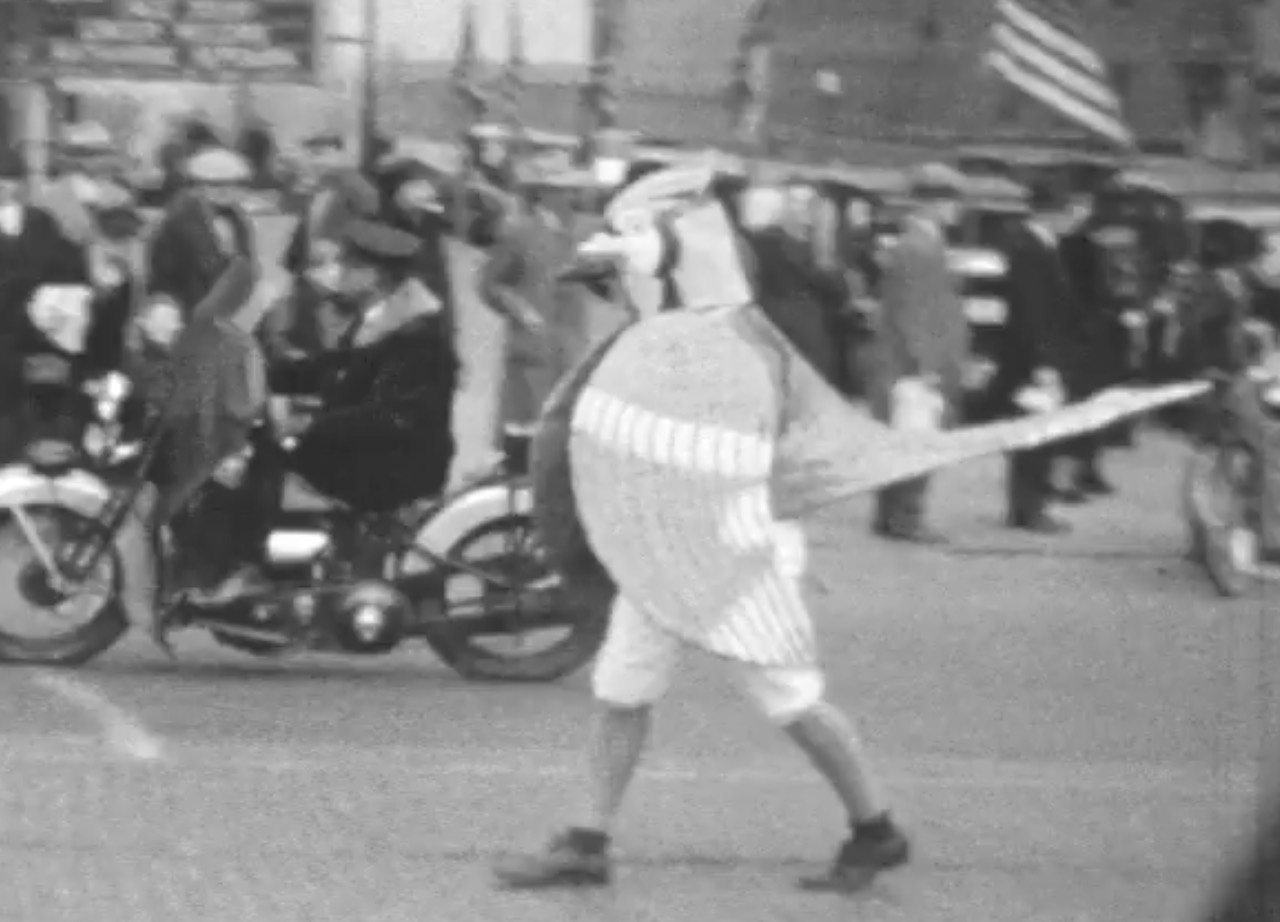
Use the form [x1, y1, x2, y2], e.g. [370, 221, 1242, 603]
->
[992, 185, 1075, 532]
[867, 162, 968, 543]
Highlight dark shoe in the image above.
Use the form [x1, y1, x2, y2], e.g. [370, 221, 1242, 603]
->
[1076, 475, 1114, 496]
[1053, 485, 1089, 505]
[880, 524, 948, 546]
[186, 565, 271, 608]
[493, 828, 612, 889]
[799, 816, 910, 893]
[1008, 512, 1071, 534]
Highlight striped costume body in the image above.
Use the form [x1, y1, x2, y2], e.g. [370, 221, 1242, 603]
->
[569, 304, 817, 668]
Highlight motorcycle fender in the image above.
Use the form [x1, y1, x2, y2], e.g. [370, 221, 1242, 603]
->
[0, 465, 157, 633]
[413, 482, 533, 557]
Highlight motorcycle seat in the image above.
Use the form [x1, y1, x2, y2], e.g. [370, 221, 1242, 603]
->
[280, 471, 345, 512]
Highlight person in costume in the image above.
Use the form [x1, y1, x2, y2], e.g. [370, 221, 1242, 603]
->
[497, 160, 910, 893]
[867, 162, 969, 544]
[188, 216, 459, 605]
[500, 159, 1207, 893]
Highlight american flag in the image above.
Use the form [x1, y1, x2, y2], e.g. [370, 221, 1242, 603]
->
[727, 0, 775, 148]
[987, 0, 1134, 149]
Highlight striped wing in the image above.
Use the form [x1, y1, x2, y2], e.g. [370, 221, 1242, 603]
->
[987, 0, 1134, 149]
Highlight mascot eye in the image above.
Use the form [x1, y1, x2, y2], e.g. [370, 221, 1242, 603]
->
[611, 208, 651, 238]
[619, 224, 666, 278]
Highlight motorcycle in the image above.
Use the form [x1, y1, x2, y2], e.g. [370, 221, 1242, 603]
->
[0, 309, 607, 682]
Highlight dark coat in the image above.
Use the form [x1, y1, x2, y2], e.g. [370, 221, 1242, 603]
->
[1179, 268, 1251, 377]
[0, 205, 90, 356]
[744, 226, 852, 393]
[149, 192, 257, 319]
[271, 310, 459, 511]
[988, 223, 1076, 411]
[1058, 225, 1139, 397]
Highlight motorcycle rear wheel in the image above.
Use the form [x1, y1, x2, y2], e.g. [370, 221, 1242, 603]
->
[0, 504, 127, 665]
[415, 514, 607, 682]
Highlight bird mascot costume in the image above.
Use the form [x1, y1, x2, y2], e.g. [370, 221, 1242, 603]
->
[533, 157, 1208, 671]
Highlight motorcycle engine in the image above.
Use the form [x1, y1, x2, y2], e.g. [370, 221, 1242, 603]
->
[331, 581, 410, 654]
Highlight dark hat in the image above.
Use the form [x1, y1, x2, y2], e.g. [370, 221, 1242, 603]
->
[1027, 182, 1057, 214]
[0, 147, 25, 180]
[342, 218, 421, 266]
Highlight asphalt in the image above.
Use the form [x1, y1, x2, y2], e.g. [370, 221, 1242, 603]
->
[0, 227, 1270, 921]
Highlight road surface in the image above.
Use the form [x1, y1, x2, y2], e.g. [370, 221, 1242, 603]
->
[0, 227, 1270, 921]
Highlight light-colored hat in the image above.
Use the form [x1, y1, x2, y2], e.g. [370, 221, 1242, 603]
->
[183, 147, 253, 185]
[60, 120, 113, 154]
[906, 161, 965, 198]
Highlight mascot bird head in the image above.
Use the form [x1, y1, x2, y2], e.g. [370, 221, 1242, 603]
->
[561, 155, 755, 316]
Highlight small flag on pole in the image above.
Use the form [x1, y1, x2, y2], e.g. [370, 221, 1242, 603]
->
[451, 1, 487, 126]
[727, 0, 775, 149]
[986, 0, 1134, 149]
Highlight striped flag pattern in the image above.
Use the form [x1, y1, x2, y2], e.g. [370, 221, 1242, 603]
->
[987, 0, 1134, 149]
[727, 0, 775, 148]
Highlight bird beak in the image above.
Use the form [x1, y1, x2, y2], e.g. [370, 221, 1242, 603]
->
[557, 231, 626, 282]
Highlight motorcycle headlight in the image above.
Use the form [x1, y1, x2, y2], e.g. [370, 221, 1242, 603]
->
[138, 296, 183, 348]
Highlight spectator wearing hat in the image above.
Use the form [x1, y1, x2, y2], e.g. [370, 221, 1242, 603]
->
[479, 161, 604, 446]
[190, 216, 460, 604]
[991, 183, 1076, 533]
[148, 146, 259, 327]
[867, 162, 969, 544]
[1057, 185, 1145, 498]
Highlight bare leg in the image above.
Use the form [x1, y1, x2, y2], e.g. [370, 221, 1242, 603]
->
[784, 700, 887, 822]
[578, 704, 653, 833]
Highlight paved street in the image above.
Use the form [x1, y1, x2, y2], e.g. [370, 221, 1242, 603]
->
[0, 231, 1271, 920]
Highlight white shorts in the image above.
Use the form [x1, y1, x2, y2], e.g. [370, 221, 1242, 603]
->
[591, 596, 825, 725]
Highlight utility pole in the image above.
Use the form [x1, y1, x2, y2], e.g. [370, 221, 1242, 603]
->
[9, 0, 51, 184]
[359, 0, 378, 172]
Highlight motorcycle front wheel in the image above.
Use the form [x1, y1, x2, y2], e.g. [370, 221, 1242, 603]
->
[413, 513, 608, 682]
[0, 503, 127, 664]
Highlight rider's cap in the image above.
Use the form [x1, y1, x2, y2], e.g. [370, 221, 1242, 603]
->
[183, 147, 253, 185]
[343, 218, 421, 265]
[907, 162, 965, 200]
[0, 147, 25, 179]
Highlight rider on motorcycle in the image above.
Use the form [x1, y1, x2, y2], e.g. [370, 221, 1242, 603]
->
[193, 215, 461, 603]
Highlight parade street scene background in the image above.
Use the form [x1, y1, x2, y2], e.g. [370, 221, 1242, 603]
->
[0, 0, 1279, 919]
